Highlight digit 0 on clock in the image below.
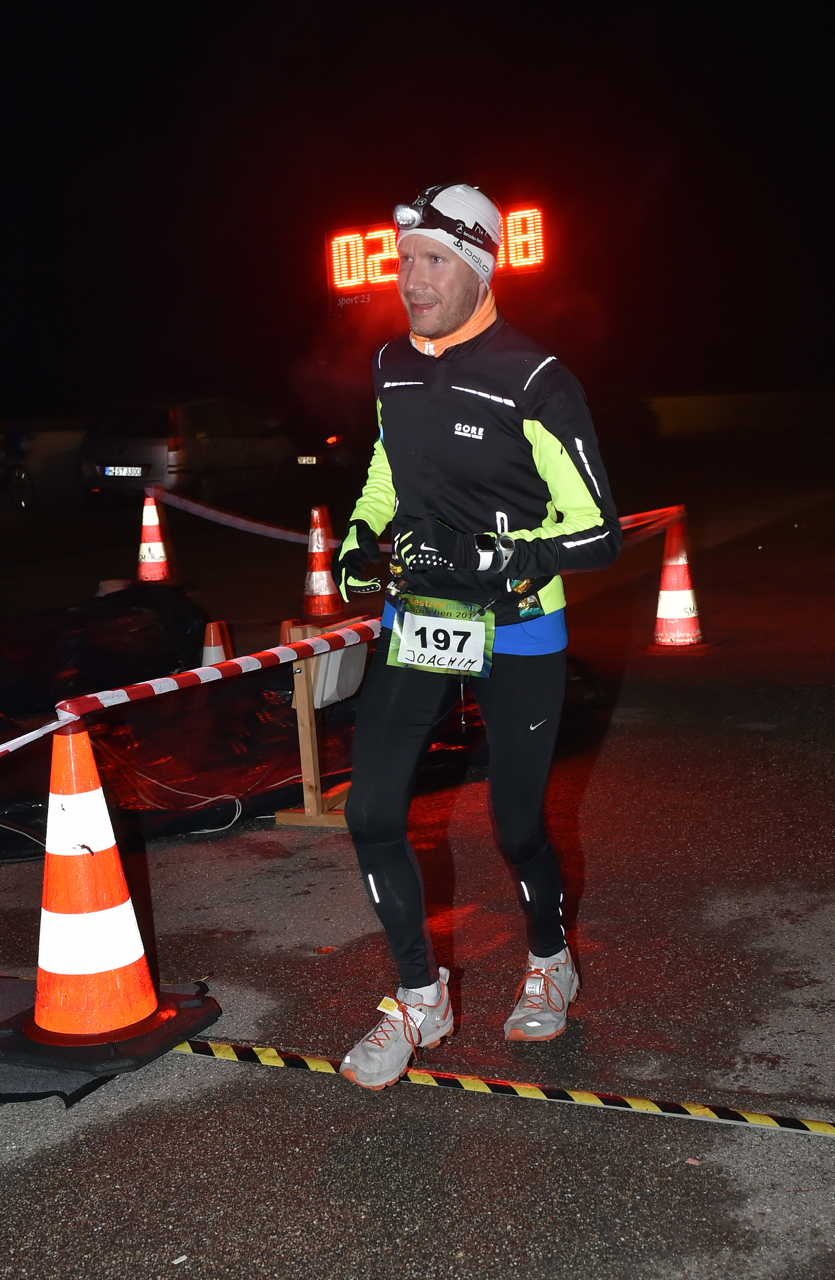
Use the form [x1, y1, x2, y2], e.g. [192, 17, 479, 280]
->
[327, 206, 546, 295]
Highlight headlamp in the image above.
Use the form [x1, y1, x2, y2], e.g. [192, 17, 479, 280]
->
[393, 204, 422, 231]
[392, 185, 501, 259]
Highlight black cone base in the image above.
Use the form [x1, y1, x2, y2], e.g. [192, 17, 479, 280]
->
[0, 987, 221, 1076]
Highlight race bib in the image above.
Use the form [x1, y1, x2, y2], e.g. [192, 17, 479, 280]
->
[387, 594, 495, 677]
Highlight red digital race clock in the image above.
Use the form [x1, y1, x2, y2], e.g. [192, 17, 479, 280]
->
[327, 206, 545, 298]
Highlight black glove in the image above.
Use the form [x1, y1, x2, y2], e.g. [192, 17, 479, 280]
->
[331, 519, 381, 601]
[399, 518, 515, 573]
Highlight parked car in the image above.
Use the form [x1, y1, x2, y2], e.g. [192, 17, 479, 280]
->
[79, 400, 293, 500]
[288, 416, 384, 471]
[293, 427, 353, 469]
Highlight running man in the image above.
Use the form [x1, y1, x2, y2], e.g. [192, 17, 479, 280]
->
[332, 183, 620, 1090]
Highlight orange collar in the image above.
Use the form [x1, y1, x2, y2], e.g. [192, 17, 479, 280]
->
[409, 290, 497, 357]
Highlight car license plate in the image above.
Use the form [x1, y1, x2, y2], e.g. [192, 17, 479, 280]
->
[296, 456, 317, 465]
[104, 466, 143, 477]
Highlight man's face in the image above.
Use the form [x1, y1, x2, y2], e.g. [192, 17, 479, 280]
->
[397, 234, 485, 337]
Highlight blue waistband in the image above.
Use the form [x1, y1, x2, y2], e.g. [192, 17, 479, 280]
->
[380, 599, 567, 656]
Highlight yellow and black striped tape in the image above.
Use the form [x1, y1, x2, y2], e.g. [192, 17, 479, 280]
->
[172, 1040, 835, 1136]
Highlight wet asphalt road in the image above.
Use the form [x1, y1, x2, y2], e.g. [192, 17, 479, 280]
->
[1, 434, 835, 1277]
[4, 1056, 834, 1280]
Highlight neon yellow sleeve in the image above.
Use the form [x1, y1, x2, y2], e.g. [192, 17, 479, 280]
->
[504, 418, 620, 577]
[349, 412, 396, 536]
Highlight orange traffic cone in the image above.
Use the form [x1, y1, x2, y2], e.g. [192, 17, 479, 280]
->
[137, 494, 174, 583]
[201, 621, 232, 665]
[0, 722, 222, 1071]
[645, 520, 711, 653]
[302, 506, 343, 622]
[28, 723, 161, 1042]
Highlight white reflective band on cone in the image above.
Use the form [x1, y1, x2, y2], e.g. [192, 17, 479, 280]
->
[202, 646, 226, 664]
[142, 505, 161, 526]
[309, 528, 328, 553]
[657, 589, 698, 620]
[138, 542, 166, 561]
[38, 899, 145, 974]
[45, 788, 116, 857]
[305, 571, 336, 594]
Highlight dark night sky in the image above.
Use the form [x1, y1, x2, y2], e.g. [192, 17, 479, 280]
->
[0, 4, 831, 421]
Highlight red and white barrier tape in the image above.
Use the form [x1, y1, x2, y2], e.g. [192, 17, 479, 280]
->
[145, 487, 395, 553]
[146, 486, 319, 545]
[619, 504, 686, 543]
[0, 620, 382, 758]
[0, 717, 72, 759]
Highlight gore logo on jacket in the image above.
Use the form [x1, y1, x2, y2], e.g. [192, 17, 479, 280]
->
[454, 422, 483, 440]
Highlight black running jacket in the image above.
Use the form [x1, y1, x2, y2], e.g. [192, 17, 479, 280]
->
[350, 314, 621, 625]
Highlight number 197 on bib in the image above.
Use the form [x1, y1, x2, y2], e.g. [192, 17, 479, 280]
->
[397, 613, 486, 674]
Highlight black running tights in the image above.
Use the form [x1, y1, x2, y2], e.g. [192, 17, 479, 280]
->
[345, 628, 567, 988]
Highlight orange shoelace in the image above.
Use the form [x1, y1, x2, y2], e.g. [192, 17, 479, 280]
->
[365, 995, 421, 1054]
[513, 967, 567, 1015]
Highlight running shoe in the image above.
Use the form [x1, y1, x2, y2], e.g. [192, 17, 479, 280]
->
[503, 948, 579, 1041]
[340, 967, 453, 1090]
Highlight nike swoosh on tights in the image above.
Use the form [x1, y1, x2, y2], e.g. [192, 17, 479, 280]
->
[420, 543, 439, 552]
[529, 719, 547, 731]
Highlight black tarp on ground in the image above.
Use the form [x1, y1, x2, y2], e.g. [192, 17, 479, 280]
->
[0, 583, 206, 717]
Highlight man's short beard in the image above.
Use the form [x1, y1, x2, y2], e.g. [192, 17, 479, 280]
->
[408, 270, 482, 338]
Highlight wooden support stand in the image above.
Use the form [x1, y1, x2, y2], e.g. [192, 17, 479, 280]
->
[274, 623, 355, 828]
